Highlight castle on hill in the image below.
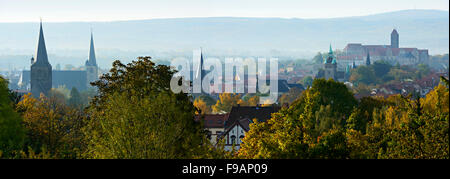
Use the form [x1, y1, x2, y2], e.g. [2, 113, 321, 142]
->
[337, 29, 429, 68]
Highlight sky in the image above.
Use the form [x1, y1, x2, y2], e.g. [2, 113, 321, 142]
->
[0, 0, 448, 22]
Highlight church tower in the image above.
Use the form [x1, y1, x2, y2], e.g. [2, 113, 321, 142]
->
[85, 31, 98, 88]
[194, 48, 207, 94]
[391, 29, 399, 48]
[31, 20, 52, 98]
[324, 45, 337, 81]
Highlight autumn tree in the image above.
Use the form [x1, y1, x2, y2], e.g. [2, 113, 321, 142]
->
[16, 93, 85, 159]
[239, 78, 356, 159]
[238, 95, 260, 106]
[279, 87, 302, 105]
[347, 78, 449, 159]
[194, 98, 212, 114]
[212, 93, 241, 113]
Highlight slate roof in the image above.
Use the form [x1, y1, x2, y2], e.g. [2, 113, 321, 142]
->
[260, 79, 298, 93]
[195, 114, 228, 128]
[85, 32, 97, 66]
[224, 105, 281, 130]
[33, 21, 50, 66]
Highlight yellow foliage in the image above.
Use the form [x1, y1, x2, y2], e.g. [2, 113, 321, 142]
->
[212, 93, 241, 113]
[421, 84, 449, 114]
[193, 98, 211, 114]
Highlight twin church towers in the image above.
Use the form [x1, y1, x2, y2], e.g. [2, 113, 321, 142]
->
[30, 21, 98, 97]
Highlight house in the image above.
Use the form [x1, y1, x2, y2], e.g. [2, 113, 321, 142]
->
[195, 114, 228, 145]
[220, 105, 281, 151]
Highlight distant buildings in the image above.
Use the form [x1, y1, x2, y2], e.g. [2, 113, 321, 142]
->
[315, 45, 347, 82]
[338, 29, 429, 67]
[192, 49, 304, 100]
[18, 21, 99, 96]
[316, 29, 432, 82]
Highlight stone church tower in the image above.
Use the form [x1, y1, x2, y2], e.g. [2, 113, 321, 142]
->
[391, 29, 399, 48]
[85, 31, 98, 88]
[31, 21, 52, 98]
[324, 45, 337, 81]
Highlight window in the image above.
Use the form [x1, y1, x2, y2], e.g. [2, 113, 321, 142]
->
[206, 131, 212, 140]
[230, 136, 236, 145]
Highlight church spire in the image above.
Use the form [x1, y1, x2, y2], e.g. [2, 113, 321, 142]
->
[329, 44, 333, 55]
[34, 19, 49, 64]
[366, 52, 371, 66]
[87, 30, 97, 66]
[195, 47, 204, 81]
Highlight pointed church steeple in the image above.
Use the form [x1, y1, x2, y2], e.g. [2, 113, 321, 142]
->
[34, 19, 49, 65]
[329, 44, 333, 55]
[85, 29, 99, 89]
[325, 44, 336, 64]
[87, 30, 97, 66]
[31, 19, 52, 97]
[366, 52, 371, 66]
[195, 47, 204, 81]
[324, 44, 337, 81]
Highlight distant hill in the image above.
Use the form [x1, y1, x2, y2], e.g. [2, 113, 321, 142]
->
[0, 9, 448, 69]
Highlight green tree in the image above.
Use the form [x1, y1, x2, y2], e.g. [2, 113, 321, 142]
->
[68, 87, 82, 108]
[279, 87, 302, 105]
[196, 95, 216, 106]
[0, 77, 25, 158]
[302, 76, 313, 88]
[372, 60, 392, 78]
[83, 56, 208, 159]
[80, 88, 97, 107]
[416, 64, 431, 79]
[239, 78, 356, 159]
[349, 66, 377, 85]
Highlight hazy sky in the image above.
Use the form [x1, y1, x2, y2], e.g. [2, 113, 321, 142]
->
[0, 0, 448, 22]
